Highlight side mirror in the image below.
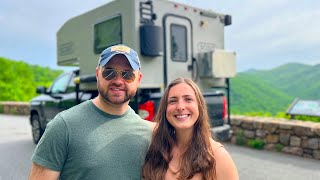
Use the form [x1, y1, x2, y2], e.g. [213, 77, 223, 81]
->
[36, 86, 47, 94]
[50, 94, 63, 100]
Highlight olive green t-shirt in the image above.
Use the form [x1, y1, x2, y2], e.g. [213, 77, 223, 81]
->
[32, 100, 152, 180]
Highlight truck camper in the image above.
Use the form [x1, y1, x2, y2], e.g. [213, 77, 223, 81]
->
[30, 0, 236, 144]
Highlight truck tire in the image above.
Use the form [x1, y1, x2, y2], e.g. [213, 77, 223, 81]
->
[31, 114, 44, 144]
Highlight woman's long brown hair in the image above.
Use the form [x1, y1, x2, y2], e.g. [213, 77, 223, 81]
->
[142, 78, 216, 180]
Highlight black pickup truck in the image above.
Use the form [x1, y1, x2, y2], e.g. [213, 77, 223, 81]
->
[29, 70, 231, 144]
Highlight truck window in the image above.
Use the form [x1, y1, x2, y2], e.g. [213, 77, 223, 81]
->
[50, 73, 72, 94]
[170, 24, 187, 62]
[94, 15, 122, 54]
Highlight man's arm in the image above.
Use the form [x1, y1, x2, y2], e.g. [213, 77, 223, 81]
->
[29, 162, 60, 180]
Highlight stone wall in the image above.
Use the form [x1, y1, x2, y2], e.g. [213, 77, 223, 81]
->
[230, 115, 320, 160]
[0, 101, 30, 115]
[1, 102, 320, 160]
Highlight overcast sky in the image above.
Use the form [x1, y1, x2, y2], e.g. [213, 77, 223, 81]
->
[1, 0, 320, 72]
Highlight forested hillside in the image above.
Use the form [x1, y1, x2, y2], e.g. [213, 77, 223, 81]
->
[252, 63, 320, 99]
[230, 73, 293, 115]
[230, 63, 320, 115]
[0, 57, 63, 101]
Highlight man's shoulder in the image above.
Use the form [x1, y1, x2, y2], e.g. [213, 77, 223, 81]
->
[57, 100, 93, 123]
[61, 100, 92, 115]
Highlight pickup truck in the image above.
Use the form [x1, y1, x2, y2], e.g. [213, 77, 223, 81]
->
[29, 70, 231, 144]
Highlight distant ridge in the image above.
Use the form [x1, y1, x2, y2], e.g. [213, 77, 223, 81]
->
[230, 63, 320, 115]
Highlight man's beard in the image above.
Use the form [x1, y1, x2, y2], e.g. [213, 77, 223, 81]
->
[97, 81, 136, 105]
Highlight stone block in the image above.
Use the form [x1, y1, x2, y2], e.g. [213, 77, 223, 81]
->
[230, 136, 237, 144]
[264, 123, 278, 133]
[279, 122, 293, 130]
[253, 121, 264, 129]
[278, 129, 293, 135]
[266, 135, 279, 144]
[302, 138, 319, 150]
[303, 148, 314, 155]
[256, 129, 266, 138]
[290, 136, 301, 147]
[282, 147, 303, 156]
[264, 144, 275, 151]
[313, 150, 320, 160]
[230, 118, 242, 126]
[293, 126, 314, 136]
[279, 133, 290, 146]
[313, 125, 320, 136]
[244, 130, 255, 138]
[242, 122, 254, 130]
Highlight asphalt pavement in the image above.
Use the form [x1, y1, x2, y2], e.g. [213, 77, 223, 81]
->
[0, 114, 319, 180]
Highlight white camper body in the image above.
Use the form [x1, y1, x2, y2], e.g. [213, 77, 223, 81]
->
[57, 0, 236, 93]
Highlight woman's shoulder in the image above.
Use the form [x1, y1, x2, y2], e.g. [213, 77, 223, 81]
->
[209, 138, 239, 180]
[209, 138, 224, 154]
[209, 138, 231, 161]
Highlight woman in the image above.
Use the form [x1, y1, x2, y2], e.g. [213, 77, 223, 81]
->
[142, 78, 238, 180]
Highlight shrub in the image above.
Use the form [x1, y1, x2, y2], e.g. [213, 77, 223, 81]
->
[247, 139, 265, 149]
[275, 144, 284, 152]
[235, 129, 246, 146]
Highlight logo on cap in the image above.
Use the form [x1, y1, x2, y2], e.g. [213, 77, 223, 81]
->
[111, 45, 131, 54]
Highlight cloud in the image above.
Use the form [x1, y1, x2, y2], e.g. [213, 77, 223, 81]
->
[1, 0, 320, 72]
[1, 1, 109, 43]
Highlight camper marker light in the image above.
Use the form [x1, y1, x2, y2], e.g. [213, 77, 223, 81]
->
[200, 20, 209, 28]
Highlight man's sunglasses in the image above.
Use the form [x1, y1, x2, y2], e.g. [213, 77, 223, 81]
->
[102, 68, 136, 83]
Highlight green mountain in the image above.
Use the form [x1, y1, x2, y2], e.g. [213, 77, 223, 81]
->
[0, 57, 63, 101]
[230, 63, 320, 115]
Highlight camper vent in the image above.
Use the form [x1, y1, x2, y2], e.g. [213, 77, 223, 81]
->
[140, 0, 156, 24]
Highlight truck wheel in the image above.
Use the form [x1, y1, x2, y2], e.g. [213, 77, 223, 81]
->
[31, 114, 44, 144]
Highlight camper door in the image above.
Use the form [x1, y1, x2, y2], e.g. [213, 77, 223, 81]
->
[164, 15, 192, 86]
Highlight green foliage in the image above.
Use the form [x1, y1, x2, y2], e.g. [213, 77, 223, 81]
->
[235, 130, 246, 146]
[290, 115, 320, 122]
[230, 73, 293, 116]
[0, 57, 63, 102]
[275, 144, 284, 152]
[254, 63, 320, 99]
[230, 63, 320, 123]
[247, 139, 265, 149]
[0, 104, 3, 113]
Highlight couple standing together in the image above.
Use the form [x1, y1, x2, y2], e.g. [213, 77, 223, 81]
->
[29, 44, 238, 180]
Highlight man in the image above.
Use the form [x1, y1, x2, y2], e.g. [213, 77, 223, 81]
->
[29, 44, 153, 179]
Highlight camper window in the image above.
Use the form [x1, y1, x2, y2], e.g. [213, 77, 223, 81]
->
[94, 15, 122, 54]
[170, 24, 187, 62]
